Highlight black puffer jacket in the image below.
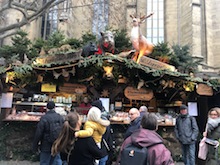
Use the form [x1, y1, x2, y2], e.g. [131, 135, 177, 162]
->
[33, 110, 64, 152]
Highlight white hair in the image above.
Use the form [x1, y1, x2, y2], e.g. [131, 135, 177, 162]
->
[139, 106, 148, 112]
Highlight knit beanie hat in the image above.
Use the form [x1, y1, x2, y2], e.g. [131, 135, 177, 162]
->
[87, 107, 101, 122]
[180, 104, 188, 110]
[47, 101, 55, 110]
[91, 100, 103, 111]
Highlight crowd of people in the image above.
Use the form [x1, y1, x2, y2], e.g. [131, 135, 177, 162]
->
[32, 99, 220, 165]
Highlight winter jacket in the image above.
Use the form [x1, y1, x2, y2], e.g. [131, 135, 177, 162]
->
[32, 110, 64, 152]
[117, 128, 174, 165]
[61, 137, 105, 165]
[101, 124, 114, 155]
[140, 111, 146, 119]
[124, 116, 141, 139]
[77, 107, 110, 143]
[77, 120, 109, 143]
[174, 114, 199, 144]
[206, 120, 220, 165]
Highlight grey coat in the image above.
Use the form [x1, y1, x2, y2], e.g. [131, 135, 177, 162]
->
[174, 114, 199, 144]
[206, 124, 220, 165]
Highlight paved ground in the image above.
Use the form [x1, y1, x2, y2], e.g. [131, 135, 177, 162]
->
[0, 160, 184, 165]
[0, 161, 39, 165]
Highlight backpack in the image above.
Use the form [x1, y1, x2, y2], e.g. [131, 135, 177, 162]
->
[46, 115, 63, 143]
[120, 143, 162, 165]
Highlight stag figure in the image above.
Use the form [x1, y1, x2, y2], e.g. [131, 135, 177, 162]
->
[130, 13, 154, 63]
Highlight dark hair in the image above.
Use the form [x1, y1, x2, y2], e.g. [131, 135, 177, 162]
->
[141, 113, 157, 130]
[91, 100, 103, 111]
[47, 101, 55, 109]
[51, 112, 79, 156]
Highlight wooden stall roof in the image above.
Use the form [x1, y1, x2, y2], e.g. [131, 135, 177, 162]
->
[32, 52, 204, 84]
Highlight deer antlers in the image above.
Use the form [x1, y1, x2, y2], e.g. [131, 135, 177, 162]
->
[130, 12, 154, 23]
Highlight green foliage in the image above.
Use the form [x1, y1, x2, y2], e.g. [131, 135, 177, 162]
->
[65, 38, 82, 49]
[11, 30, 31, 55]
[28, 47, 39, 59]
[46, 30, 65, 49]
[0, 30, 31, 62]
[14, 65, 33, 74]
[170, 44, 201, 73]
[81, 31, 97, 45]
[150, 42, 173, 62]
[149, 43, 202, 74]
[0, 45, 13, 59]
[26, 38, 45, 59]
[11, 30, 31, 62]
[32, 38, 46, 50]
[114, 29, 132, 52]
[152, 42, 172, 59]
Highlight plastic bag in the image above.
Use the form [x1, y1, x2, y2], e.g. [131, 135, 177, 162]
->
[198, 137, 208, 160]
[205, 138, 219, 146]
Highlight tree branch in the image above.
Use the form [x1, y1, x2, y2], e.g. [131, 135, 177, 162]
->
[0, 0, 65, 38]
[0, 30, 18, 40]
[12, 2, 38, 12]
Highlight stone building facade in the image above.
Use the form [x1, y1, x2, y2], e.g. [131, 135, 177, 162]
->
[1, 0, 220, 73]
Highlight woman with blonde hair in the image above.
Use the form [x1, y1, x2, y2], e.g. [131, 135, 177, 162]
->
[51, 112, 104, 165]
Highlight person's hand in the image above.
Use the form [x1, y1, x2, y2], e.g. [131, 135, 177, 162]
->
[75, 131, 79, 137]
[32, 147, 40, 154]
[203, 131, 207, 137]
[214, 141, 219, 148]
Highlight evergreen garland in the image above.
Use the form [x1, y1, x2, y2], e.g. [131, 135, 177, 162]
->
[1, 30, 220, 90]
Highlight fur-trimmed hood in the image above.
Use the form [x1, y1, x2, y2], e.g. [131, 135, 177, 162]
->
[87, 107, 110, 126]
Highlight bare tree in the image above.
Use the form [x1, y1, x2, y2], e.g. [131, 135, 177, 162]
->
[0, 0, 65, 39]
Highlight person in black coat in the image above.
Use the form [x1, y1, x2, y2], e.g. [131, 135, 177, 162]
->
[124, 107, 141, 139]
[51, 112, 105, 165]
[91, 99, 114, 165]
[100, 123, 115, 165]
[33, 101, 64, 165]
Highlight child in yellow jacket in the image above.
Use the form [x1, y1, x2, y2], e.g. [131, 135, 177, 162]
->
[75, 106, 110, 146]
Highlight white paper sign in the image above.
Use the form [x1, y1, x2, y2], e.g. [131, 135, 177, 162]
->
[99, 98, 110, 112]
[1, 93, 13, 108]
[188, 102, 198, 116]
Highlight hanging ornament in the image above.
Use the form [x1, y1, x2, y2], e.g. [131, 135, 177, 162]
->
[62, 69, 69, 78]
[69, 66, 76, 76]
[53, 70, 61, 79]
[103, 66, 114, 80]
[101, 89, 110, 97]
[137, 79, 144, 89]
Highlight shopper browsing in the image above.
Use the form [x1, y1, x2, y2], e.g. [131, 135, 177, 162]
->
[33, 101, 64, 165]
[174, 104, 199, 165]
